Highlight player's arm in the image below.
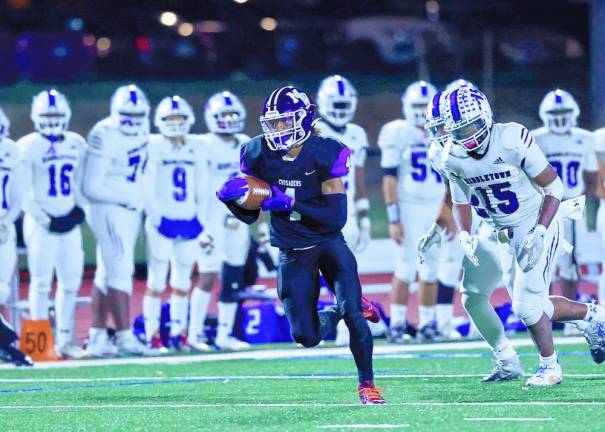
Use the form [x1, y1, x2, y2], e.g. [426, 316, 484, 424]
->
[18, 145, 50, 228]
[584, 137, 599, 199]
[142, 146, 161, 226]
[287, 177, 348, 232]
[1, 159, 24, 225]
[72, 137, 88, 209]
[378, 124, 404, 244]
[450, 178, 479, 266]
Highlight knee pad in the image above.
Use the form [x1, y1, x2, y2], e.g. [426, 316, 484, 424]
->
[147, 258, 169, 294]
[418, 262, 438, 284]
[437, 281, 455, 304]
[512, 300, 544, 327]
[461, 292, 489, 313]
[437, 264, 461, 288]
[557, 261, 578, 282]
[394, 261, 415, 283]
[169, 262, 192, 292]
[219, 263, 245, 303]
[0, 282, 10, 305]
[105, 276, 133, 295]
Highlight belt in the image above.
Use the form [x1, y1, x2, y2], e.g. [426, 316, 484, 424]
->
[497, 227, 514, 244]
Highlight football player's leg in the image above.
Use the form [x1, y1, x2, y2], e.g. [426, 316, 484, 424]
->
[436, 238, 463, 338]
[320, 239, 374, 384]
[23, 215, 55, 319]
[0, 225, 17, 309]
[215, 222, 250, 349]
[143, 221, 171, 341]
[278, 248, 322, 348]
[168, 240, 197, 341]
[597, 203, 605, 303]
[54, 227, 84, 352]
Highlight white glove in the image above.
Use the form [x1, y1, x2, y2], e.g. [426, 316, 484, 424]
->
[36, 212, 51, 229]
[355, 217, 371, 252]
[418, 223, 445, 264]
[146, 211, 162, 228]
[199, 232, 214, 255]
[458, 231, 479, 267]
[518, 224, 547, 272]
[0, 221, 8, 244]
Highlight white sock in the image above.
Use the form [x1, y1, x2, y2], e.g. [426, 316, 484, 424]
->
[217, 301, 238, 340]
[436, 304, 454, 332]
[540, 352, 558, 367]
[418, 305, 435, 328]
[143, 295, 162, 339]
[493, 340, 517, 361]
[88, 327, 105, 345]
[188, 288, 211, 343]
[570, 320, 589, 331]
[55, 289, 77, 347]
[169, 294, 189, 337]
[390, 304, 407, 328]
[584, 302, 605, 323]
[29, 288, 49, 319]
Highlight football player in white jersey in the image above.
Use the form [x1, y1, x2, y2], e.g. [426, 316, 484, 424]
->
[316, 75, 371, 346]
[143, 96, 211, 351]
[444, 86, 605, 386]
[594, 127, 605, 303]
[419, 91, 523, 381]
[379, 80, 447, 342]
[18, 90, 87, 359]
[189, 91, 251, 351]
[83, 84, 153, 357]
[533, 89, 598, 336]
[0, 108, 32, 366]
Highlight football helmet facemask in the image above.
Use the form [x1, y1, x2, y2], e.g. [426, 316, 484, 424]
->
[110, 84, 150, 136]
[445, 87, 493, 153]
[155, 95, 195, 138]
[204, 91, 246, 135]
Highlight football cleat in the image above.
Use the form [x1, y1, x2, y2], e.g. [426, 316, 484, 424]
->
[86, 330, 118, 358]
[0, 345, 33, 367]
[334, 320, 349, 346]
[169, 335, 191, 353]
[215, 335, 250, 351]
[481, 357, 524, 382]
[582, 320, 605, 364]
[358, 381, 385, 405]
[188, 339, 212, 352]
[418, 324, 441, 342]
[386, 323, 413, 343]
[525, 362, 563, 387]
[57, 343, 88, 360]
[116, 331, 158, 357]
[361, 296, 380, 323]
[149, 336, 163, 349]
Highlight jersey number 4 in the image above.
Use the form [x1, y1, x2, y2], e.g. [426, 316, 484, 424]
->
[411, 151, 442, 183]
[48, 163, 73, 197]
[470, 181, 519, 217]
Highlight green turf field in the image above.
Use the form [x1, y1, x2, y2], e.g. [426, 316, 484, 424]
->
[0, 340, 604, 431]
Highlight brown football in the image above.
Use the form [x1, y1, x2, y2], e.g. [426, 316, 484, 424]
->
[235, 175, 272, 210]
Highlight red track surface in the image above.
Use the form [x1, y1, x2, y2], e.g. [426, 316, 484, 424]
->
[15, 272, 598, 344]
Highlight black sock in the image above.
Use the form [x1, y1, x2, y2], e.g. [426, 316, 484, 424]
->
[344, 312, 374, 383]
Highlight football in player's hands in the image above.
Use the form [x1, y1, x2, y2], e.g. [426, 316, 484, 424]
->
[235, 176, 272, 210]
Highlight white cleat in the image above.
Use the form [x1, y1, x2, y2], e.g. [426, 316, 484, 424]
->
[188, 340, 212, 352]
[481, 356, 524, 382]
[116, 332, 158, 357]
[525, 362, 563, 387]
[58, 343, 89, 360]
[215, 335, 250, 351]
[86, 331, 118, 358]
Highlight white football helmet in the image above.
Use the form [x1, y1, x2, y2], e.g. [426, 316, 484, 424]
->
[539, 89, 579, 135]
[444, 86, 493, 153]
[204, 91, 246, 134]
[424, 91, 450, 147]
[110, 84, 150, 136]
[317, 75, 358, 127]
[444, 78, 477, 93]
[402, 81, 437, 127]
[31, 89, 71, 137]
[0, 107, 9, 141]
[154, 95, 195, 138]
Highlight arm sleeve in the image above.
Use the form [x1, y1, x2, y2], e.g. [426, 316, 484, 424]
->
[18, 148, 49, 225]
[81, 152, 132, 206]
[291, 193, 347, 233]
[2, 161, 24, 223]
[224, 201, 260, 225]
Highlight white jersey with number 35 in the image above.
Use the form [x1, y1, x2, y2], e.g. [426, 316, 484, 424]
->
[446, 122, 549, 229]
[378, 119, 445, 206]
[532, 127, 597, 200]
[316, 120, 368, 216]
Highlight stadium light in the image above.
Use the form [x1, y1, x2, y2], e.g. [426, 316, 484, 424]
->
[160, 11, 178, 27]
[178, 22, 194, 37]
[260, 17, 278, 32]
[96, 37, 111, 56]
[82, 34, 96, 47]
[233, 0, 248, 4]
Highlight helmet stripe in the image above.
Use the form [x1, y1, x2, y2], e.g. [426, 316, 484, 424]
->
[130, 88, 138, 105]
[420, 82, 428, 97]
[431, 92, 441, 118]
[171, 96, 179, 109]
[554, 90, 563, 104]
[449, 89, 461, 122]
[336, 78, 345, 96]
[48, 90, 56, 107]
[224, 95, 233, 106]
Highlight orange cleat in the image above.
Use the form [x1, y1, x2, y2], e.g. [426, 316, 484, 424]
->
[361, 296, 380, 323]
[358, 381, 385, 405]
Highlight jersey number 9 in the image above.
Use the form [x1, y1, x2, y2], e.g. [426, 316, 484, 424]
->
[172, 167, 187, 202]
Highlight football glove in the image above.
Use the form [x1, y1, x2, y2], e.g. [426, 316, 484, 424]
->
[355, 216, 371, 252]
[261, 185, 293, 212]
[518, 224, 547, 272]
[418, 223, 445, 264]
[217, 177, 248, 203]
[458, 230, 479, 267]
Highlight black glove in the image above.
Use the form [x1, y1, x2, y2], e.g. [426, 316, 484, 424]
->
[49, 206, 85, 234]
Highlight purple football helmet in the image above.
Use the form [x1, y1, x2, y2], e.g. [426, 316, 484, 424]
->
[260, 86, 316, 152]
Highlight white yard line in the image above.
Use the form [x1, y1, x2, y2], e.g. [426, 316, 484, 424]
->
[464, 418, 554, 422]
[0, 372, 604, 383]
[0, 402, 602, 409]
[0, 336, 586, 370]
[317, 425, 409, 429]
